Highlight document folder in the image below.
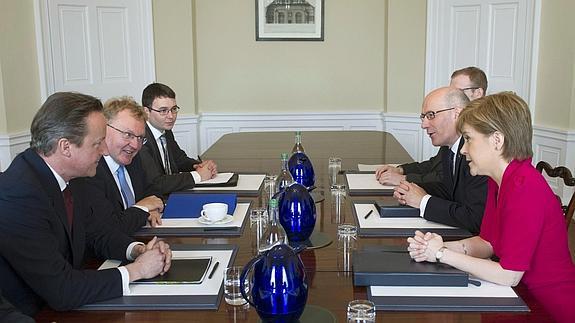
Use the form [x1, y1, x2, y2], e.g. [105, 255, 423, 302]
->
[375, 200, 419, 218]
[194, 173, 238, 187]
[163, 192, 237, 219]
[353, 249, 469, 287]
[134, 257, 212, 284]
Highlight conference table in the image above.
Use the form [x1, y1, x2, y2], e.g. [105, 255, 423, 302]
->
[36, 131, 552, 322]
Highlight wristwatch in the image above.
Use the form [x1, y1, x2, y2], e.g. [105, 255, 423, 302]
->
[435, 247, 447, 262]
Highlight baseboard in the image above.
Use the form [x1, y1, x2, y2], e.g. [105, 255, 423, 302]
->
[2, 114, 575, 203]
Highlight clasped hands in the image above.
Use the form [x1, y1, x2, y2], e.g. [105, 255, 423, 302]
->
[135, 195, 164, 227]
[393, 180, 427, 208]
[407, 230, 444, 263]
[375, 165, 406, 185]
[127, 236, 172, 281]
[195, 160, 218, 180]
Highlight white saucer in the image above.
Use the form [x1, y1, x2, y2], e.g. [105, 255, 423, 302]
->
[198, 214, 234, 225]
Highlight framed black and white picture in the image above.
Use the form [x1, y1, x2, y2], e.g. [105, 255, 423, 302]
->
[256, 0, 324, 41]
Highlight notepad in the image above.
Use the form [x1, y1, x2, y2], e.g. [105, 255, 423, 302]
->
[133, 257, 212, 285]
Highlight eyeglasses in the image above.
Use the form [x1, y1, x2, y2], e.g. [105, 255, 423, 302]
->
[107, 124, 147, 145]
[420, 107, 455, 120]
[461, 87, 479, 92]
[148, 106, 180, 116]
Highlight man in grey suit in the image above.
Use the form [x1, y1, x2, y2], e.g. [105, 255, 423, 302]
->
[139, 83, 217, 196]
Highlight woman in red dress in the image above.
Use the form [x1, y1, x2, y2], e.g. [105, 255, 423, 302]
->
[407, 92, 575, 322]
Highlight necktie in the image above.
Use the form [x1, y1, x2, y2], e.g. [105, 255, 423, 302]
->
[117, 165, 135, 208]
[448, 150, 455, 177]
[160, 135, 172, 175]
[62, 185, 74, 228]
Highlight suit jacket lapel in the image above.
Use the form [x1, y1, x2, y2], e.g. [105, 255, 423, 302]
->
[452, 139, 465, 193]
[98, 158, 125, 210]
[144, 125, 167, 175]
[22, 149, 74, 250]
[164, 131, 179, 174]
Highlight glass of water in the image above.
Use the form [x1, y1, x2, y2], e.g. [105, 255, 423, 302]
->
[328, 157, 342, 186]
[224, 266, 248, 306]
[347, 299, 376, 322]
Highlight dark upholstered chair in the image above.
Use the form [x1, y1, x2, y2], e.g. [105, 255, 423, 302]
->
[536, 161, 575, 229]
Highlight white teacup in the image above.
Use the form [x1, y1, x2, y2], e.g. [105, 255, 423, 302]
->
[201, 203, 228, 222]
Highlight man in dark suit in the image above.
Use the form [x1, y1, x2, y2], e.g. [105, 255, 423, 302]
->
[138, 83, 217, 196]
[1, 291, 34, 323]
[393, 87, 487, 234]
[0, 92, 171, 316]
[80, 97, 164, 234]
[376, 66, 487, 186]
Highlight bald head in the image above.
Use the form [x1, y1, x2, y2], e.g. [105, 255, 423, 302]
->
[420, 87, 470, 147]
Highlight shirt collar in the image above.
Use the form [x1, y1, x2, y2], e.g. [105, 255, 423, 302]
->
[45, 162, 67, 192]
[450, 136, 462, 155]
[103, 155, 121, 174]
[146, 121, 164, 141]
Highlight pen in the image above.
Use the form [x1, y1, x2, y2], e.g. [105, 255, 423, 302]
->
[364, 209, 374, 219]
[197, 155, 203, 163]
[208, 261, 219, 279]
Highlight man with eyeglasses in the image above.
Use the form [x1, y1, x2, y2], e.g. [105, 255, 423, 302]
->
[79, 97, 165, 234]
[139, 83, 218, 196]
[376, 67, 488, 187]
[377, 87, 487, 234]
[449, 66, 487, 101]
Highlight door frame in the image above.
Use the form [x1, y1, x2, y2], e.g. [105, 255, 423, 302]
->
[33, 0, 156, 101]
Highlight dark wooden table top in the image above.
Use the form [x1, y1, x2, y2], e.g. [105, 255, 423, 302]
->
[36, 131, 554, 322]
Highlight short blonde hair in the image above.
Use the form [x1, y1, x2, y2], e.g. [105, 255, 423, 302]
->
[103, 96, 147, 122]
[456, 92, 533, 161]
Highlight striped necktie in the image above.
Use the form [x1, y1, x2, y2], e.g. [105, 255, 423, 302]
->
[160, 134, 172, 175]
[62, 185, 74, 228]
[116, 165, 135, 208]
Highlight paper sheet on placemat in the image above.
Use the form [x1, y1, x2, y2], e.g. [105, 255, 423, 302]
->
[346, 173, 395, 191]
[370, 278, 518, 298]
[99, 249, 233, 296]
[354, 203, 457, 229]
[154, 203, 249, 228]
[357, 164, 399, 172]
[192, 174, 264, 192]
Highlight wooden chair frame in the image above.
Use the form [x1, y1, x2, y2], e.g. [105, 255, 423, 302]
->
[536, 161, 575, 229]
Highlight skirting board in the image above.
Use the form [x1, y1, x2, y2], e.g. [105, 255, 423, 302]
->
[1, 113, 574, 204]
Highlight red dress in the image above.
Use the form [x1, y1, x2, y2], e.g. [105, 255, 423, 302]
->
[479, 159, 575, 322]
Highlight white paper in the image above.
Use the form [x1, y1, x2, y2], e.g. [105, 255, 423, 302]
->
[354, 203, 457, 229]
[99, 250, 234, 296]
[370, 278, 518, 298]
[157, 203, 249, 228]
[357, 164, 399, 172]
[346, 173, 395, 191]
[199, 172, 234, 184]
[192, 174, 265, 192]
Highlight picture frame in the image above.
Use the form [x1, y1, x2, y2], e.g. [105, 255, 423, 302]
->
[255, 0, 324, 41]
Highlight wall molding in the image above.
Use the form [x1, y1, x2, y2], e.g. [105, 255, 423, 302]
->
[2, 114, 575, 203]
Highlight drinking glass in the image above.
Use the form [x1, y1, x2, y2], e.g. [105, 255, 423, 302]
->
[328, 157, 342, 186]
[347, 299, 376, 322]
[330, 184, 347, 224]
[249, 208, 268, 254]
[264, 174, 277, 206]
[337, 224, 358, 272]
[224, 266, 248, 306]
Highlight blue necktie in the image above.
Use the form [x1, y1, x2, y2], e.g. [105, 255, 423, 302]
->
[117, 166, 135, 208]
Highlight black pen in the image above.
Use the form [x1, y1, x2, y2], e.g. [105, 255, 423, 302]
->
[208, 261, 219, 279]
[197, 155, 203, 163]
[364, 209, 374, 219]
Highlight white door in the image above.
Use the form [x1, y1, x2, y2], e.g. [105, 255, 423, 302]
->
[423, 0, 537, 158]
[425, 0, 536, 97]
[36, 0, 155, 102]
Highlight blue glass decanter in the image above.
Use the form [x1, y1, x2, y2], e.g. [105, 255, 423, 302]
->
[278, 182, 316, 242]
[240, 244, 308, 323]
[288, 132, 315, 188]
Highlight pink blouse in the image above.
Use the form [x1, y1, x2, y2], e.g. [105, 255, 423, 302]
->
[479, 158, 575, 322]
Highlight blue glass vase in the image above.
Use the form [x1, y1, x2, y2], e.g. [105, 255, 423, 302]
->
[288, 152, 315, 188]
[240, 244, 308, 322]
[278, 183, 316, 242]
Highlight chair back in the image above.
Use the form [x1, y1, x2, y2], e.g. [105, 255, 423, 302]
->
[536, 161, 575, 229]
